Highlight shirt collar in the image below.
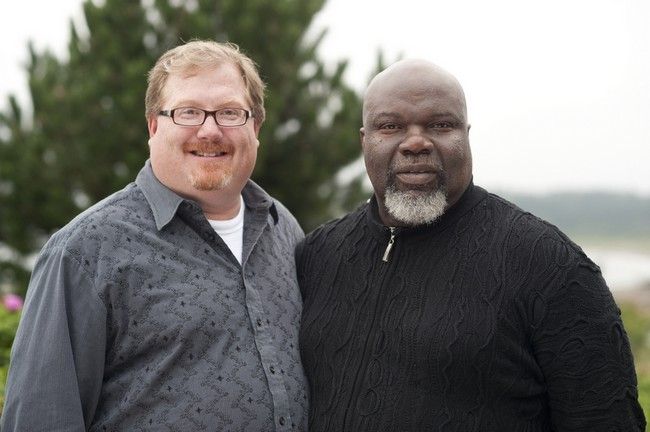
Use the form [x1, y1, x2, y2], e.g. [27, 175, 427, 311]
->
[135, 160, 278, 231]
[136, 160, 185, 231]
[241, 178, 279, 224]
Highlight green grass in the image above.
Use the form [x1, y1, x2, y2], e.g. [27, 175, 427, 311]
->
[620, 301, 650, 430]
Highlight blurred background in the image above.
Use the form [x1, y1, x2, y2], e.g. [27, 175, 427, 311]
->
[1, 0, 649, 421]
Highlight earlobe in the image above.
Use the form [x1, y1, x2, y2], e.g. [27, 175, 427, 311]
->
[360, 127, 366, 149]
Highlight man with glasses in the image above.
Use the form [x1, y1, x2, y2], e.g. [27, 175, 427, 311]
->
[2, 40, 308, 431]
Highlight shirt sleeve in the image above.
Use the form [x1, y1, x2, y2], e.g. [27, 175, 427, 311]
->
[1, 245, 107, 432]
[531, 255, 646, 431]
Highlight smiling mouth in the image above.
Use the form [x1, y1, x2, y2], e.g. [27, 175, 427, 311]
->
[191, 150, 228, 157]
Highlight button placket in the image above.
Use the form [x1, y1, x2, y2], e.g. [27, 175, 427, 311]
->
[241, 213, 298, 431]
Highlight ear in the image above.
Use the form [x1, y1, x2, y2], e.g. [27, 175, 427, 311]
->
[359, 127, 366, 149]
[147, 116, 158, 138]
[253, 119, 263, 137]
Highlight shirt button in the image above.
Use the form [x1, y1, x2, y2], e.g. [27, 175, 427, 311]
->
[279, 416, 286, 426]
[270, 366, 276, 374]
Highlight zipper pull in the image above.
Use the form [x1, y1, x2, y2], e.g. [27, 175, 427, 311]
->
[382, 227, 396, 262]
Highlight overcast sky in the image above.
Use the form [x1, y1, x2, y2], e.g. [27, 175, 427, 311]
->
[2, 0, 649, 195]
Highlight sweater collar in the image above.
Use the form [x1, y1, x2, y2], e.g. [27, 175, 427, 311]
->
[365, 180, 487, 238]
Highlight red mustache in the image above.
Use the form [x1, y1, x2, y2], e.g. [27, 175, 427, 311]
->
[184, 141, 233, 155]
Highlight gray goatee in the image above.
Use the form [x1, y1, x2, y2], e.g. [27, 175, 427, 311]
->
[384, 187, 447, 226]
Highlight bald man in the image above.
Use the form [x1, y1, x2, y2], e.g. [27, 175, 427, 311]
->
[297, 60, 645, 431]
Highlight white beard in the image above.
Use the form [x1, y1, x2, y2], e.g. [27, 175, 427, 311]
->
[384, 187, 447, 226]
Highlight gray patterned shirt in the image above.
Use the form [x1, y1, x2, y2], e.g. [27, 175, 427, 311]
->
[2, 161, 308, 431]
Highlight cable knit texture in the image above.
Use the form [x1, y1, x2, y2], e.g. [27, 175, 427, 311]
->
[298, 183, 645, 432]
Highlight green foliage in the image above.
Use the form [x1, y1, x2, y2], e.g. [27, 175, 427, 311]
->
[621, 302, 650, 363]
[0, 0, 365, 296]
[638, 375, 650, 431]
[0, 308, 21, 411]
[619, 301, 650, 427]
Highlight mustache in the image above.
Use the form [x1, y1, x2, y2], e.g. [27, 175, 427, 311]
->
[386, 159, 448, 189]
[391, 154, 437, 170]
[183, 141, 233, 153]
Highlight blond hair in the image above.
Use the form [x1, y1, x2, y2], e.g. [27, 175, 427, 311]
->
[145, 40, 265, 123]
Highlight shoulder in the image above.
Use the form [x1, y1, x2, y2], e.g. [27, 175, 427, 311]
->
[482, 190, 585, 255]
[26, 185, 150, 311]
[265, 197, 305, 248]
[298, 201, 369, 257]
[41, 182, 151, 267]
[242, 180, 303, 239]
[307, 202, 367, 240]
[481, 190, 602, 293]
[271, 198, 302, 232]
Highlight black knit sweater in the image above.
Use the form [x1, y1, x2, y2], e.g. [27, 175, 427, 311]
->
[297, 183, 645, 432]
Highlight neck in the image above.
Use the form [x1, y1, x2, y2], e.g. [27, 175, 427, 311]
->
[173, 187, 243, 220]
[199, 192, 242, 220]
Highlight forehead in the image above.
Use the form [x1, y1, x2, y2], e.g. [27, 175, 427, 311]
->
[363, 68, 466, 121]
[163, 63, 249, 105]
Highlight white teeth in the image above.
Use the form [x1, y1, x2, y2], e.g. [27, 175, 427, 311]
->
[192, 151, 223, 157]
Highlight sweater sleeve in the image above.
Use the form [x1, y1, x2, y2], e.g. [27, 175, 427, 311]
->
[530, 252, 646, 431]
[1, 245, 107, 432]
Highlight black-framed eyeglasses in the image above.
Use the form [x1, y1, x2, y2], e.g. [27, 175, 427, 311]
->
[159, 107, 252, 127]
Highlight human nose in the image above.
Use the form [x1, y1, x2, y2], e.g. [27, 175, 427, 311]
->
[196, 113, 224, 139]
[398, 126, 433, 155]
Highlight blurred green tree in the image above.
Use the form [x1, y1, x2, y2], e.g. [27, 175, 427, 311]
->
[0, 0, 365, 296]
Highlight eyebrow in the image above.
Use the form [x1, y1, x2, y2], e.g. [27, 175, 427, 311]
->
[371, 111, 401, 118]
[371, 111, 462, 121]
[171, 98, 246, 108]
[368, 112, 403, 124]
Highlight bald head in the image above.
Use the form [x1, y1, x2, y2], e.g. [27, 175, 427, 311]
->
[360, 59, 473, 226]
[363, 59, 468, 127]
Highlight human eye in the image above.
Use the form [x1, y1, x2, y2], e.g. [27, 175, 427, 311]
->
[376, 121, 403, 132]
[428, 121, 456, 130]
[217, 108, 243, 120]
[176, 107, 203, 120]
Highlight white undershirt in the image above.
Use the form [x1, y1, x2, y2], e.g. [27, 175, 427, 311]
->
[208, 196, 245, 265]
